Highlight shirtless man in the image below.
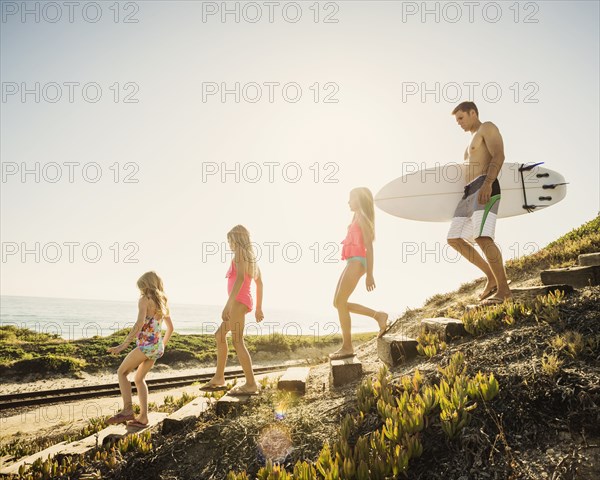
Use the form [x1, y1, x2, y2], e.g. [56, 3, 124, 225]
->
[447, 101, 512, 304]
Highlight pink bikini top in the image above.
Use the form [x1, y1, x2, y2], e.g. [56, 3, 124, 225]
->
[341, 219, 366, 260]
[226, 260, 252, 296]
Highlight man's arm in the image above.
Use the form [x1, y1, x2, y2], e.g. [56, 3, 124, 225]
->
[478, 122, 505, 204]
[482, 122, 505, 183]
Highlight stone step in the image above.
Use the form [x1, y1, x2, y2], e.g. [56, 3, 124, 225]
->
[277, 367, 311, 394]
[329, 356, 363, 387]
[578, 252, 600, 267]
[68, 412, 168, 454]
[420, 318, 467, 340]
[510, 284, 574, 300]
[162, 397, 212, 435]
[541, 265, 600, 288]
[216, 393, 256, 416]
[0, 455, 14, 471]
[377, 335, 418, 367]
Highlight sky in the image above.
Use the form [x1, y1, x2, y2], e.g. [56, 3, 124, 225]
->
[1, 0, 599, 317]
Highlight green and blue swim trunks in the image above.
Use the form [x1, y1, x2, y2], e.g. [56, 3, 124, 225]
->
[447, 175, 501, 242]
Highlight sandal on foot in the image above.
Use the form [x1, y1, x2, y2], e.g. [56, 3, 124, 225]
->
[106, 412, 134, 425]
[199, 383, 228, 392]
[227, 387, 259, 397]
[127, 419, 148, 429]
[328, 351, 356, 360]
[479, 297, 505, 306]
[479, 280, 512, 301]
[479, 286, 498, 301]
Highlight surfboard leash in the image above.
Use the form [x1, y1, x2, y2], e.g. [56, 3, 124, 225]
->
[518, 163, 541, 212]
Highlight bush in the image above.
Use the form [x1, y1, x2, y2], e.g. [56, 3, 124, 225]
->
[249, 333, 291, 354]
[10, 355, 86, 375]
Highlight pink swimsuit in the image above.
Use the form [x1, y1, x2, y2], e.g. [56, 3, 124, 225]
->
[341, 219, 367, 260]
[226, 260, 253, 312]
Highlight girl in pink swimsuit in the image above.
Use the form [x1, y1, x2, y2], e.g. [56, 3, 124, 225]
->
[107, 271, 174, 428]
[201, 225, 265, 395]
[331, 188, 389, 360]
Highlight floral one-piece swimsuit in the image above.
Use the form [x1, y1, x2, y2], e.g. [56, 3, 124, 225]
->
[136, 314, 164, 361]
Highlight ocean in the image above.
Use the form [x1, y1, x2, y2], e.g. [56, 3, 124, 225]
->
[0, 296, 381, 341]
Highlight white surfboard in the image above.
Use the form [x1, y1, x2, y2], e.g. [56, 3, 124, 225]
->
[375, 162, 567, 222]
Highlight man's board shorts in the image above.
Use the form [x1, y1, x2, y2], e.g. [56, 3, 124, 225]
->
[447, 175, 501, 243]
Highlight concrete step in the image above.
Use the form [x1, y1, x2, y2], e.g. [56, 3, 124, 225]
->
[162, 397, 212, 435]
[420, 318, 467, 340]
[377, 335, 418, 367]
[277, 367, 311, 394]
[578, 253, 600, 267]
[329, 356, 363, 387]
[541, 265, 600, 288]
[216, 393, 256, 416]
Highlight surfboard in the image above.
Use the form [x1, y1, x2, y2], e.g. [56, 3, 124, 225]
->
[375, 162, 567, 222]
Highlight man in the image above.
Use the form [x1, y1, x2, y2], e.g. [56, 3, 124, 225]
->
[447, 101, 512, 304]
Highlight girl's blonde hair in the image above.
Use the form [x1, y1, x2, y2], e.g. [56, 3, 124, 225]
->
[351, 187, 375, 241]
[137, 271, 169, 317]
[227, 225, 257, 278]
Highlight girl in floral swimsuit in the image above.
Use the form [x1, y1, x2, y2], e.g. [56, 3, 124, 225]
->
[107, 271, 174, 428]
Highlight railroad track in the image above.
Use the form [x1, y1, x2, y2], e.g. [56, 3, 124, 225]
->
[0, 363, 300, 411]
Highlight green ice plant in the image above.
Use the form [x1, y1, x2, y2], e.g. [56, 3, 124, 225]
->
[228, 352, 500, 478]
[416, 331, 447, 358]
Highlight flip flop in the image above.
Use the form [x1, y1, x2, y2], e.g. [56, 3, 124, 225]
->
[479, 297, 505, 306]
[329, 352, 356, 360]
[199, 384, 228, 392]
[106, 412, 135, 425]
[479, 280, 513, 301]
[227, 388, 259, 397]
[127, 419, 149, 429]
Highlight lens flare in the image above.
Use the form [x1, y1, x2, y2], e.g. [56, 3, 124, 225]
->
[257, 424, 293, 463]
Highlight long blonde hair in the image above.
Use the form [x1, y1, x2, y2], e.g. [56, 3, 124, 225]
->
[351, 187, 375, 241]
[227, 225, 257, 278]
[137, 271, 169, 317]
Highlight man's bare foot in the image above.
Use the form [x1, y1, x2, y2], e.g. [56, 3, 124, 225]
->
[478, 278, 498, 301]
[374, 311, 389, 337]
[329, 348, 355, 360]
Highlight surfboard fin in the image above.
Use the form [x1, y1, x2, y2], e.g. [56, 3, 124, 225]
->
[542, 182, 569, 189]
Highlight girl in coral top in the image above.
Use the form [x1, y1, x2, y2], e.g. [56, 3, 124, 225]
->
[201, 225, 264, 395]
[330, 187, 389, 359]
